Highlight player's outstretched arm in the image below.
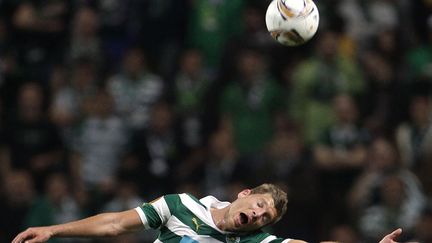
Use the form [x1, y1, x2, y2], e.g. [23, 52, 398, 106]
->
[378, 228, 403, 243]
[12, 209, 143, 243]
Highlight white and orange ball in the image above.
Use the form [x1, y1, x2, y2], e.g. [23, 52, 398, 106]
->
[265, 0, 320, 46]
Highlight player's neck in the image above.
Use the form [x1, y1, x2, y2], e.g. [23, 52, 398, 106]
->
[210, 205, 230, 230]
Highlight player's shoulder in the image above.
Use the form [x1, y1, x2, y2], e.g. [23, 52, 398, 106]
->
[162, 193, 208, 210]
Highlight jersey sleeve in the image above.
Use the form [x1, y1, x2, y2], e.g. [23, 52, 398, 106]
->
[135, 195, 172, 229]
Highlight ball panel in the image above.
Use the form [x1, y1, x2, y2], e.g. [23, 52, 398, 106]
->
[278, 0, 305, 18]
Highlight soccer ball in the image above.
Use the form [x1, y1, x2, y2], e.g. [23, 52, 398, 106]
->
[265, 0, 320, 46]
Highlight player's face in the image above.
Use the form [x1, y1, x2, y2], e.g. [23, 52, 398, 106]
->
[224, 190, 278, 232]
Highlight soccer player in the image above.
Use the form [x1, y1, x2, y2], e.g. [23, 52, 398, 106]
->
[12, 183, 403, 243]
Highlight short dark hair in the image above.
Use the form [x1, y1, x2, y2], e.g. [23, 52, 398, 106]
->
[250, 183, 288, 224]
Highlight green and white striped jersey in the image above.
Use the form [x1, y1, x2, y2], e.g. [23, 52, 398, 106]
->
[134, 193, 292, 243]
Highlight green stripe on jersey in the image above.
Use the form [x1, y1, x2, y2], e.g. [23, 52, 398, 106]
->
[158, 226, 184, 242]
[141, 203, 162, 229]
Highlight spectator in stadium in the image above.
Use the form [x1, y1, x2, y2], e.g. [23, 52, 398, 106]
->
[220, 1, 276, 79]
[358, 173, 424, 242]
[347, 137, 425, 212]
[359, 29, 404, 135]
[135, 0, 189, 79]
[122, 100, 180, 199]
[68, 6, 102, 66]
[10, 0, 71, 80]
[0, 170, 35, 242]
[289, 28, 365, 145]
[13, 183, 405, 243]
[187, 0, 245, 70]
[48, 65, 69, 130]
[261, 120, 309, 183]
[202, 128, 239, 200]
[173, 48, 211, 150]
[396, 91, 432, 169]
[313, 94, 369, 222]
[24, 173, 83, 243]
[69, 89, 129, 207]
[219, 47, 285, 158]
[0, 50, 25, 114]
[49, 58, 99, 147]
[91, 0, 133, 65]
[313, 94, 369, 171]
[1, 82, 64, 192]
[261, 122, 319, 241]
[406, 15, 432, 81]
[106, 47, 165, 131]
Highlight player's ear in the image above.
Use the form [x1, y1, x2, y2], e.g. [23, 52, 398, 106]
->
[238, 189, 251, 198]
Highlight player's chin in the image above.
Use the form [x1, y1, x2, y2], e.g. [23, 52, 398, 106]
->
[233, 223, 258, 232]
[231, 222, 247, 232]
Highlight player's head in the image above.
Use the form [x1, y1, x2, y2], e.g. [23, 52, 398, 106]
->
[249, 183, 288, 223]
[223, 183, 288, 232]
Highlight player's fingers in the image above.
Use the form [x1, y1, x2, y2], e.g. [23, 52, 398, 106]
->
[26, 234, 50, 243]
[12, 230, 35, 243]
[12, 231, 28, 243]
[389, 228, 402, 238]
[25, 239, 41, 243]
[11, 234, 19, 243]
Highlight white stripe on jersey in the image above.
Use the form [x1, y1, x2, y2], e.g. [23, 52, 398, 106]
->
[261, 235, 278, 243]
[166, 215, 224, 243]
[179, 193, 228, 234]
[260, 236, 292, 243]
[165, 215, 199, 237]
[152, 197, 171, 225]
[134, 207, 150, 230]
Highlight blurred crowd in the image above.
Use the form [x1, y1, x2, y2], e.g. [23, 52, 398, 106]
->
[0, 0, 432, 242]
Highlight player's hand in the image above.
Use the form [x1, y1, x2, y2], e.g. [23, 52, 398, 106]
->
[12, 227, 53, 243]
[379, 228, 402, 243]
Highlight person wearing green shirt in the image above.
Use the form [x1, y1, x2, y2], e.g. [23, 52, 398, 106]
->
[13, 183, 404, 243]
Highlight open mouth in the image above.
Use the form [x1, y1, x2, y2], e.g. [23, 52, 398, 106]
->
[239, 213, 249, 225]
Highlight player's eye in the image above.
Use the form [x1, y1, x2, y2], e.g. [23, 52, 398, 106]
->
[257, 202, 263, 208]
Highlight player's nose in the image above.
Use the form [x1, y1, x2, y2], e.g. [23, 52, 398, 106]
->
[252, 208, 265, 218]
